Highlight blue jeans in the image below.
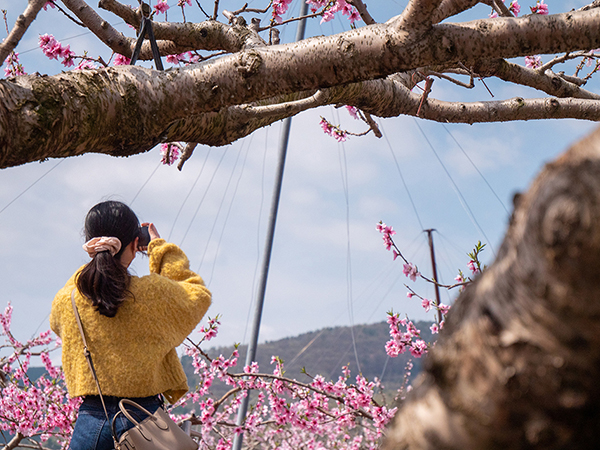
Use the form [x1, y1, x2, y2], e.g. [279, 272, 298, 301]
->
[69, 395, 163, 450]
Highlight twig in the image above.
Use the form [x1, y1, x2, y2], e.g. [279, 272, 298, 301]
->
[427, 70, 474, 89]
[47, 0, 87, 27]
[258, 11, 321, 32]
[212, 387, 242, 413]
[457, 61, 494, 97]
[231, 1, 272, 15]
[194, 0, 211, 19]
[0, 0, 47, 64]
[540, 50, 597, 72]
[490, 0, 513, 17]
[212, 0, 220, 20]
[177, 142, 197, 170]
[362, 112, 382, 138]
[582, 58, 600, 83]
[416, 77, 433, 116]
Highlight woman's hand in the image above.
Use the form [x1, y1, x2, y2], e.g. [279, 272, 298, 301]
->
[139, 222, 161, 251]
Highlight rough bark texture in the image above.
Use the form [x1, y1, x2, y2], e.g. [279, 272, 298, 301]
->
[3, 1, 600, 167]
[383, 125, 600, 450]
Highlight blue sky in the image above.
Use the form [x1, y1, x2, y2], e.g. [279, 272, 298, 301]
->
[0, 0, 597, 363]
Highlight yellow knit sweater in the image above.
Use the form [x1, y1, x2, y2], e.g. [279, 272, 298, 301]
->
[50, 239, 211, 404]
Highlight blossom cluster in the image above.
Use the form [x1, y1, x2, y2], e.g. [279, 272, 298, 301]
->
[39, 34, 75, 67]
[272, 0, 293, 23]
[114, 54, 132, 66]
[376, 222, 396, 252]
[376, 222, 421, 281]
[525, 55, 542, 69]
[0, 304, 80, 448]
[3, 52, 26, 77]
[166, 51, 201, 65]
[320, 117, 348, 142]
[179, 320, 398, 449]
[402, 263, 419, 282]
[385, 313, 428, 358]
[154, 0, 170, 14]
[160, 143, 181, 165]
[530, 0, 548, 15]
[306, 0, 361, 24]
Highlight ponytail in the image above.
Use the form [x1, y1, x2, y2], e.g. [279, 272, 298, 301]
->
[76, 201, 141, 317]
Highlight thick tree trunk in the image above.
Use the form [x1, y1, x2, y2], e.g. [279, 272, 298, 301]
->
[383, 126, 600, 449]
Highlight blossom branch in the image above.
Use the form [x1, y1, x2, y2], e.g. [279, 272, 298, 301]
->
[362, 112, 383, 138]
[0, 0, 47, 64]
[346, 0, 376, 25]
[257, 11, 321, 32]
[490, 0, 514, 17]
[225, 371, 376, 420]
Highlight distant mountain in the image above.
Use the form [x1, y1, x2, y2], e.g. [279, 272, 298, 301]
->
[183, 321, 434, 394]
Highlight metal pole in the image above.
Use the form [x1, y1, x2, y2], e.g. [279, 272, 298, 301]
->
[231, 4, 308, 449]
[425, 229, 443, 324]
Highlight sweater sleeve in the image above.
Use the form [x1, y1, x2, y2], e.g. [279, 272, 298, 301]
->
[50, 297, 61, 338]
[50, 272, 78, 339]
[144, 239, 212, 346]
[148, 239, 200, 282]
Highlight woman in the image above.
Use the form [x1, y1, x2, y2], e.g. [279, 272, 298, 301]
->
[50, 201, 212, 450]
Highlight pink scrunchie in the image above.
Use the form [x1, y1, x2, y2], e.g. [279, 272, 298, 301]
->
[82, 237, 122, 258]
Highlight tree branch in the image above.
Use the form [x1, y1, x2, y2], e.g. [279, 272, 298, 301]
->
[335, 76, 600, 123]
[470, 58, 600, 100]
[578, 0, 600, 12]
[396, 0, 445, 31]
[98, 0, 265, 54]
[2, 432, 24, 450]
[4, 9, 600, 167]
[430, 0, 481, 24]
[167, 90, 329, 145]
[61, 0, 133, 56]
[0, 0, 48, 64]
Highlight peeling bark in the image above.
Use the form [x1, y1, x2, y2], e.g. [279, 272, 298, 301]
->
[383, 125, 600, 450]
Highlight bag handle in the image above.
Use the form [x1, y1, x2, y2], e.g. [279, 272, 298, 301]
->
[71, 289, 121, 449]
[119, 399, 169, 430]
[111, 399, 170, 442]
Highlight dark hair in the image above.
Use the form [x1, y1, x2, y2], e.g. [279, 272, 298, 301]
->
[76, 201, 140, 317]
